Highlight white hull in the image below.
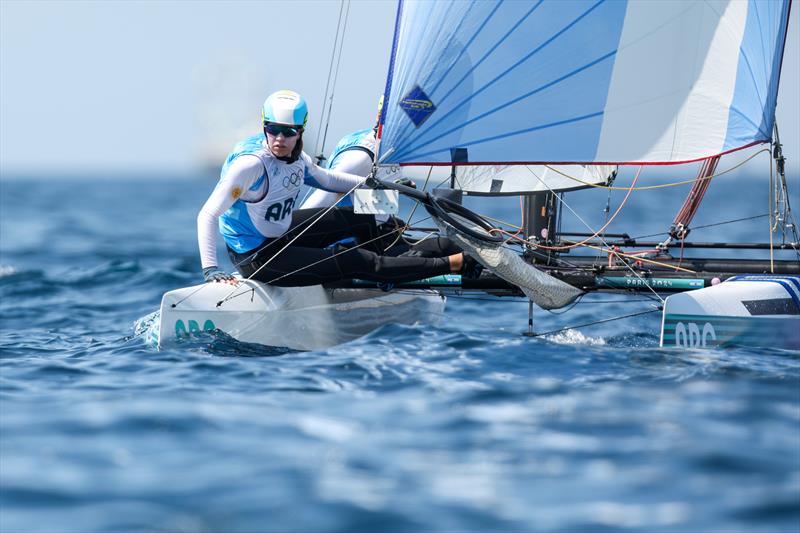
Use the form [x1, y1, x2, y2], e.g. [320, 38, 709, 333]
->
[158, 280, 446, 351]
[661, 275, 800, 350]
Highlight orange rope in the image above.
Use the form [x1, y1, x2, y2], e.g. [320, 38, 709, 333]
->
[535, 166, 642, 251]
[502, 196, 525, 243]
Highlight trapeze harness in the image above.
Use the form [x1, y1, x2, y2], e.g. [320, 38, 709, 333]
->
[197, 134, 453, 286]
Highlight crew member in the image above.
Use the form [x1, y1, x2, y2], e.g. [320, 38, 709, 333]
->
[197, 90, 465, 286]
[302, 98, 463, 260]
[301, 127, 376, 212]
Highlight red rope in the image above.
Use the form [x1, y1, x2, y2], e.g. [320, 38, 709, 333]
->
[671, 156, 720, 237]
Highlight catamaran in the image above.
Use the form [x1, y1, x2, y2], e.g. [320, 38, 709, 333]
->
[157, 0, 799, 351]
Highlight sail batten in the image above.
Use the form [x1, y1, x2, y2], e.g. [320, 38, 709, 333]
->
[378, 0, 790, 167]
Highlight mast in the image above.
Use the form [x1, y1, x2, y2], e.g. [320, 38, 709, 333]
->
[523, 192, 559, 264]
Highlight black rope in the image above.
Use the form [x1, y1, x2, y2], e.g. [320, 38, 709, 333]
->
[314, 0, 350, 161]
[632, 213, 769, 240]
[544, 294, 585, 315]
[441, 295, 664, 304]
[532, 307, 661, 337]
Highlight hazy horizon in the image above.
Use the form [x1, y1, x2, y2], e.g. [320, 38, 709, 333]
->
[2, 0, 799, 178]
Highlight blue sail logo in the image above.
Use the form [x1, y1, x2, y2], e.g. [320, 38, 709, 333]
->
[399, 85, 436, 127]
[401, 99, 433, 110]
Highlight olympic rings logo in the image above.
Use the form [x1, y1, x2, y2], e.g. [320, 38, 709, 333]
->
[283, 171, 303, 189]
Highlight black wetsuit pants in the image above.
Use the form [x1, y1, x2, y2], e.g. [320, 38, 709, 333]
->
[228, 208, 456, 287]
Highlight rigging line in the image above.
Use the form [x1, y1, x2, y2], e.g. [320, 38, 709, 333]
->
[172, 220, 326, 308]
[492, 227, 696, 273]
[535, 166, 640, 251]
[564, 242, 696, 273]
[431, 173, 454, 191]
[482, 213, 522, 231]
[632, 214, 770, 239]
[524, 166, 668, 303]
[437, 295, 525, 303]
[774, 124, 798, 228]
[458, 211, 604, 270]
[772, 122, 799, 258]
[532, 307, 661, 337]
[319, 0, 351, 160]
[769, 146, 775, 273]
[544, 293, 585, 315]
[484, 220, 672, 272]
[260, 196, 417, 290]
[314, 0, 347, 157]
[598, 184, 613, 264]
[216, 179, 366, 307]
[217, 223, 414, 305]
[543, 148, 771, 190]
[172, 184, 378, 308]
[251, 215, 438, 288]
[383, 166, 434, 251]
[443, 295, 662, 304]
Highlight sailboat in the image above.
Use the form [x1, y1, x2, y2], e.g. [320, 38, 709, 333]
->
[157, 0, 799, 351]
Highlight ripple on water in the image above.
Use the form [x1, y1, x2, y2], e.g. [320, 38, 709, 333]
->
[2, 179, 799, 532]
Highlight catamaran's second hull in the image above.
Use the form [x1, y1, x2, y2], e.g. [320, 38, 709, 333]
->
[660, 275, 800, 350]
[157, 280, 446, 351]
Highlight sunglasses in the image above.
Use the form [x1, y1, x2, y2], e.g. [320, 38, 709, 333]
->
[264, 123, 302, 137]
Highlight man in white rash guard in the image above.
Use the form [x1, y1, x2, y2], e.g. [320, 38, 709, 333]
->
[197, 90, 466, 287]
[301, 127, 378, 213]
[302, 123, 465, 260]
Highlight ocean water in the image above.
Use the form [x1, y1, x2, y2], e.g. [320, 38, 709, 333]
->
[1, 175, 798, 532]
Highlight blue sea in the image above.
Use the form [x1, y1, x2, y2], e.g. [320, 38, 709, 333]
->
[1, 174, 798, 532]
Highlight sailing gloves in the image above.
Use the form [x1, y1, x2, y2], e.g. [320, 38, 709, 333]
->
[203, 266, 236, 283]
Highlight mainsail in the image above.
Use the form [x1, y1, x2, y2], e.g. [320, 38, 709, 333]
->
[378, 0, 791, 167]
[454, 164, 615, 194]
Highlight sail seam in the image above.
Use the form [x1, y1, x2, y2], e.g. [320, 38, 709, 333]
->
[394, 0, 607, 158]
[390, 0, 522, 150]
[390, 140, 768, 167]
[396, 50, 616, 161]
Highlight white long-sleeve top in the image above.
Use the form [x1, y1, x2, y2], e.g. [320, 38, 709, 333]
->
[197, 135, 364, 269]
[301, 128, 390, 221]
[302, 149, 374, 209]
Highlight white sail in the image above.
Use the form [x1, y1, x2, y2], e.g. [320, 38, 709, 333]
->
[454, 164, 615, 195]
[377, 0, 790, 166]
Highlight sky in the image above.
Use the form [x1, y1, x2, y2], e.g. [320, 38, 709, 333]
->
[1, 0, 798, 177]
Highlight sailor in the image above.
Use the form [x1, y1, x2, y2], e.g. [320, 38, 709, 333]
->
[197, 90, 466, 287]
[302, 99, 465, 260]
[301, 126, 376, 212]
